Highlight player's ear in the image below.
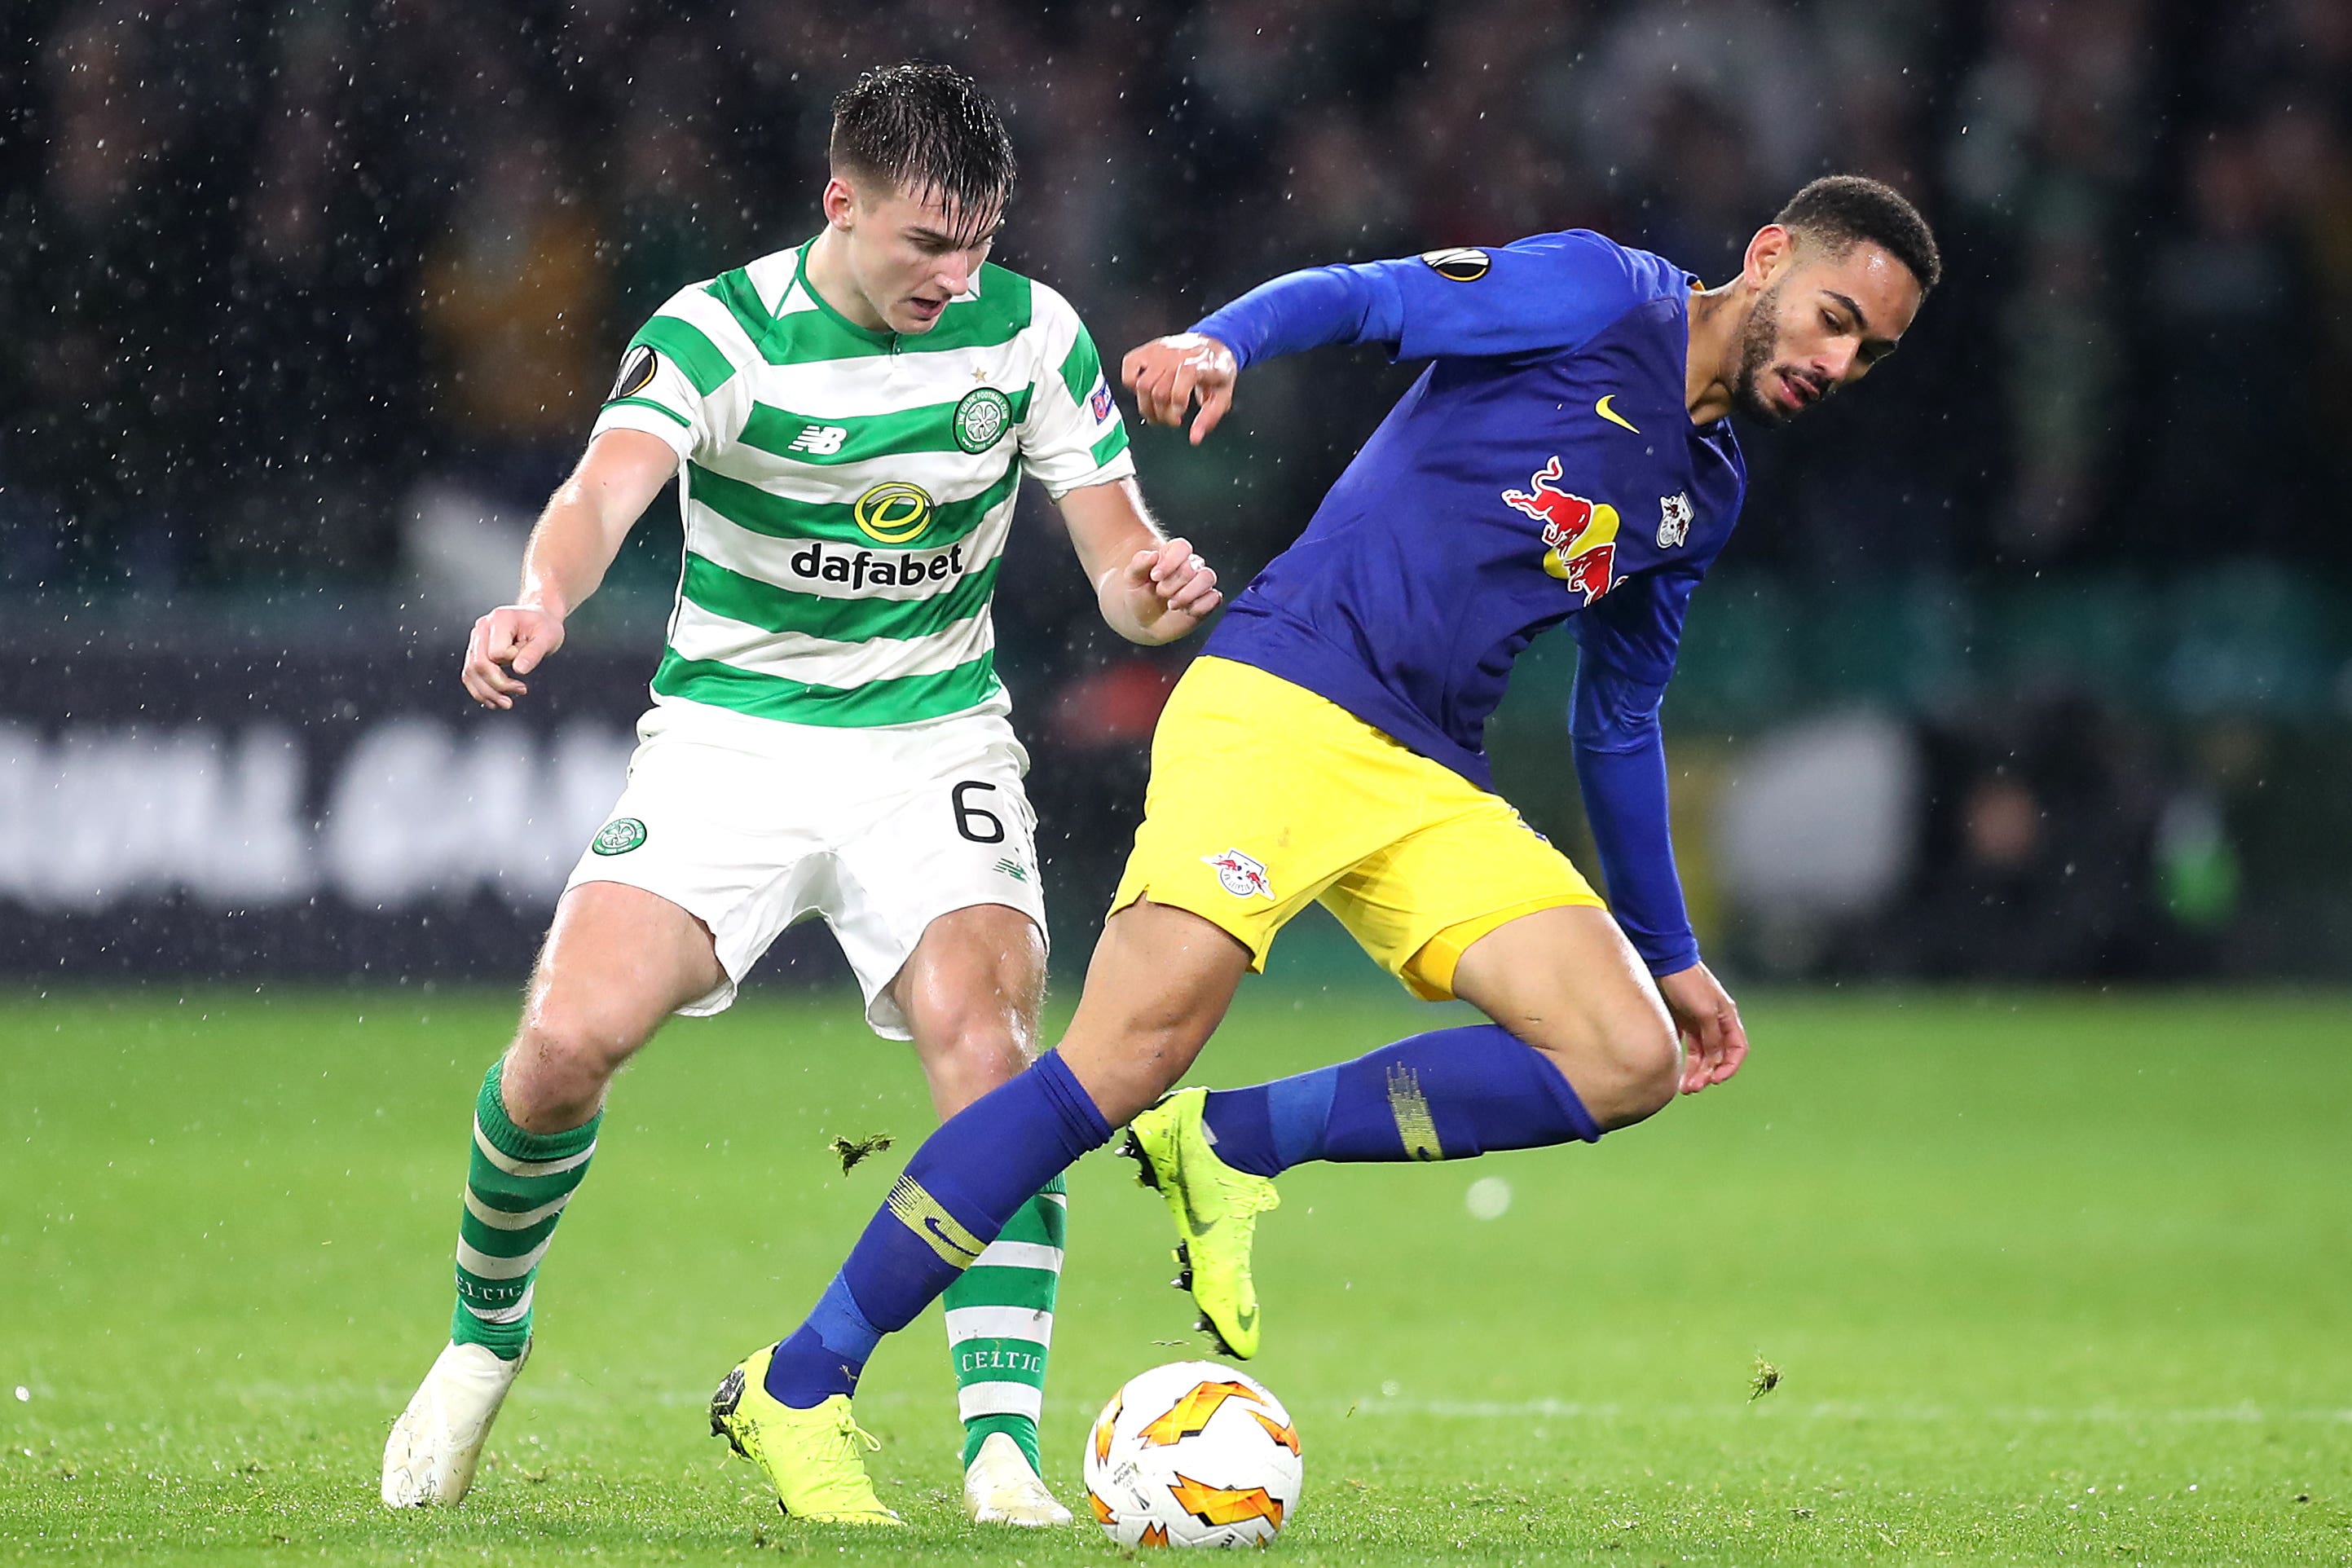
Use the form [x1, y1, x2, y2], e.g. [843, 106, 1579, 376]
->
[821, 175, 858, 231]
[1743, 224, 1796, 291]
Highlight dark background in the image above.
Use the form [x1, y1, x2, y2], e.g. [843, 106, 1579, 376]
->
[2, 0, 2348, 984]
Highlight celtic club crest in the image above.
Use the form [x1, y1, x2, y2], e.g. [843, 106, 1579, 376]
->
[953, 386, 1012, 453]
[591, 817, 647, 856]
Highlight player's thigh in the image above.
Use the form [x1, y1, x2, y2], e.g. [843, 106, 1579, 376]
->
[830, 716, 1050, 1047]
[521, 879, 725, 1071]
[1319, 774, 1602, 1002]
[893, 901, 1049, 1119]
[1447, 903, 1679, 1129]
[562, 709, 835, 1020]
[1056, 896, 1253, 1127]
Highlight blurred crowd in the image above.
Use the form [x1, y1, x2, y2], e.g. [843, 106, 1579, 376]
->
[3, 0, 2350, 981]
[3, 0, 2350, 594]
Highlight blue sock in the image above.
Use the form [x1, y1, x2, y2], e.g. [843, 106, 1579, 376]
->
[1200, 1023, 1600, 1176]
[764, 1050, 1111, 1407]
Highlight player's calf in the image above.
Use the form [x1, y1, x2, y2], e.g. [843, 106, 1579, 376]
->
[1057, 898, 1251, 1125]
[894, 901, 1072, 1514]
[390, 885, 716, 1507]
[1159, 1018, 1610, 1359]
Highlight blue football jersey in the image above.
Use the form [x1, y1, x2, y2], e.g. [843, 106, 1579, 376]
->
[1197, 230, 1746, 793]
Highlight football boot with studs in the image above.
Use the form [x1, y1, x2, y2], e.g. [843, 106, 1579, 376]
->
[708, 1345, 902, 1526]
[1121, 1086, 1280, 1359]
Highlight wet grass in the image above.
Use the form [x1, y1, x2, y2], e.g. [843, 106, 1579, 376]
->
[3, 984, 2349, 1563]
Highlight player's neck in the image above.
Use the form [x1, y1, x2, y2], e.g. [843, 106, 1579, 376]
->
[804, 229, 893, 335]
[1683, 284, 1739, 426]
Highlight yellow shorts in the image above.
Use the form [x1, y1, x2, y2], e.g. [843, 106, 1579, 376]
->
[1111, 657, 1603, 1001]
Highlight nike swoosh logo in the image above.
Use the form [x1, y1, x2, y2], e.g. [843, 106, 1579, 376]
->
[1596, 394, 1639, 434]
[925, 1216, 980, 1261]
[1174, 1140, 1219, 1235]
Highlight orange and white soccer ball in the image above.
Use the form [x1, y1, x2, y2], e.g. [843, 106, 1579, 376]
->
[1081, 1361, 1303, 1548]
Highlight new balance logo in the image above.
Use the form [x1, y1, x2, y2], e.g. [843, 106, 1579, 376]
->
[787, 425, 848, 455]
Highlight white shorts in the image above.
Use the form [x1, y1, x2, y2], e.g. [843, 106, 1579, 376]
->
[563, 699, 1047, 1037]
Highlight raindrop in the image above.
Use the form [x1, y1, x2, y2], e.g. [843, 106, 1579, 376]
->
[1464, 1176, 1512, 1220]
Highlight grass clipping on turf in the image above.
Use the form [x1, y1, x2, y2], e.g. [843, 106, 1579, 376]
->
[830, 1133, 894, 1174]
[1749, 1355, 1782, 1401]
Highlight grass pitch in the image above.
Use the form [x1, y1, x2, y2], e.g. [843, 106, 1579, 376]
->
[3, 984, 2349, 1564]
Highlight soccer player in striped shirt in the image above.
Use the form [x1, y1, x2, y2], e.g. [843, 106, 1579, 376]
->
[380, 64, 1220, 1526]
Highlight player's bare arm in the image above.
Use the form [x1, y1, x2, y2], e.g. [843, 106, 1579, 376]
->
[460, 429, 680, 710]
[1056, 477, 1222, 644]
[1120, 333, 1237, 445]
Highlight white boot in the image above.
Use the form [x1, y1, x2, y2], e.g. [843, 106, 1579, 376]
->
[962, 1429, 1075, 1526]
[381, 1340, 528, 1508]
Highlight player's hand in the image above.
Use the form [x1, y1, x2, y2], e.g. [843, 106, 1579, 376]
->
[462, 604, 566, 710]
[1118, 536, 1222, 643]
[1654, 962, 1748, 1094]
[1121, 333, 1238, 445]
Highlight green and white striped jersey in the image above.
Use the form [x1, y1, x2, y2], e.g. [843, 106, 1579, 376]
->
[591, 238, 1135, 729]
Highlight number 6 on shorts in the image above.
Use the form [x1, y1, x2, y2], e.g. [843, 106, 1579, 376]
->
[953, 780, 1006, 844]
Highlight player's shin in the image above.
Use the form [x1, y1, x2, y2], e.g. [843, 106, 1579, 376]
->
[1199, 1022, 1598, 1174]
[453, 1060, 600, 1355]
[945, 1174, 1066, 1471]
[764, 1052, 1110, 1408]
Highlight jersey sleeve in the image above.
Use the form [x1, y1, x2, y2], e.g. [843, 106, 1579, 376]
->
[1190, 229, 1663, 368]
[1566, 566, 1706, 976]
[1018, 284, 1137, 499]
[588, 284, 757, 461]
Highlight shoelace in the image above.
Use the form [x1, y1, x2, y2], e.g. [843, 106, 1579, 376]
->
[832, 1409, 882, 1457]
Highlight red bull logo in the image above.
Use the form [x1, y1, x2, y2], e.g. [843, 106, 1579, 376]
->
[1501, 456, 1619, 604]
[1202, 848, 1274, 901]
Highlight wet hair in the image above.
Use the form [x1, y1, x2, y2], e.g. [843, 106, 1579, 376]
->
[830, 62, 1015, 244]
[1773, 175, 1942, 292]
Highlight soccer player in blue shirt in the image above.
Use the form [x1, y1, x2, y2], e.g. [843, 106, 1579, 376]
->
[710, 175, 1940, 1522]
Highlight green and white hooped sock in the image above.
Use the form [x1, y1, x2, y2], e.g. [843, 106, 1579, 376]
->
[450, 1061, 600, 1360]
[944, 1174, 1067, 1470]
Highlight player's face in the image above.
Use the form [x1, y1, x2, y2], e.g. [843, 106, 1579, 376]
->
[831, 177, 1002, 335]
[1730, 240, 1923, 425]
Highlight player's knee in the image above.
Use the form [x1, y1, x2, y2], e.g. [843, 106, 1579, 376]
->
[515, 996, 646, 1088]
[1533, 1009, 1677, 1130]
[931, 1016, 1030, 1085]
[1594, 1015, 1680, 1126]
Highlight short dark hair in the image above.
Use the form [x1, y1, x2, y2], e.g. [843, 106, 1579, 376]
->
[830, 62, 1015, 241]
[1774, 175, 1942, 293]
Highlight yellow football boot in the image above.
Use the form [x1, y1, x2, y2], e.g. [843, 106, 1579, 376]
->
[1122, 1087, 1280, 1359]
[708, 1345, 902, 1526]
